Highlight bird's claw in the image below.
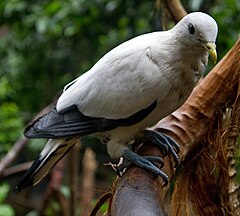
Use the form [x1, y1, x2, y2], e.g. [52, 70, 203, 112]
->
[143, 130, 180, 168]
[113, 150, 168, 186]
[117, 154, 164, 171]
[104, 157, 125, 177]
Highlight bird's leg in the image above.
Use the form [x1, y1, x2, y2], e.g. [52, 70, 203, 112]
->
[142, 129, 180, 167]
[117, 149, 168, 185]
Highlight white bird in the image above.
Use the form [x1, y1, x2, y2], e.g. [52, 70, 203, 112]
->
[15, 12, 218, 192]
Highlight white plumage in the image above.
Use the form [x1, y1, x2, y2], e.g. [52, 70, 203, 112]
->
[16, 12, 218, 191]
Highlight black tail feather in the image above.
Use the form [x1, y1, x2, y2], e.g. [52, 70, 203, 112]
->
[14, 138, 76, 192]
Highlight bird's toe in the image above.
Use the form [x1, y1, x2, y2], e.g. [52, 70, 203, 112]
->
[143, 130, 180, 168]
[120, 149, 168, 186]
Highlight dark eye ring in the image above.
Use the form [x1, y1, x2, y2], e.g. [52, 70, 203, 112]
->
[188, 23, 195, 34]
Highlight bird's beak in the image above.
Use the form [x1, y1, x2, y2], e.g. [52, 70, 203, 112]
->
[203, 42, 217, 63]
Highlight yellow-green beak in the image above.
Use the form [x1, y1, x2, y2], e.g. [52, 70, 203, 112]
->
[203, 42, 217, 64]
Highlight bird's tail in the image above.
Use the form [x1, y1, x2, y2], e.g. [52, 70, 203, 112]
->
[15, 138, 77, 192]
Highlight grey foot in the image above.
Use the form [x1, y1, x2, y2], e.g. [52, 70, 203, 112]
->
[117, 150, 168, 186]
[143, 130, 180, 167]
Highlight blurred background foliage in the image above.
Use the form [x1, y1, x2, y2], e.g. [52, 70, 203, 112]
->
[0, 0, 239, 215]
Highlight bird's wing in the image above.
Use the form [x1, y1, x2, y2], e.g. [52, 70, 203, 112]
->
[25, 33, 172, 138]
[24, 101, 157, 138]
[57, 32, 171, 119]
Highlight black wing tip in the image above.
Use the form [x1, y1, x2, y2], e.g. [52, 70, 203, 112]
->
[13, 184, 21, 193]
[24, 126, 41, 138]
[14, 176, 34, 193]
[23, 118, 40, 138]
[24, 128, 34, 138]
[24, 119, 53, 139]
[13, 185, 25, 193]
[23, 108, 57, 138]
[14, 179, 34, 193]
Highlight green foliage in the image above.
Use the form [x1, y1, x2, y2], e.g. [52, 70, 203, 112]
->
[25, 211, 37, 216]
[0, 102, 23, 156]
[0, 184, 15, 216]
[0, 183, 9, 202]
[0, 74, 24, 157]
[45, 200, 61, 216]
[0, 0, 154, 115]
[90, 199, 109, 215]
[100, 201, 109, 214]
[0, 204, 15, 216]
[211, 0, 240, 58]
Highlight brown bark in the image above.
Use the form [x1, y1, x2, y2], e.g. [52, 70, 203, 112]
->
[0, 161, 33, 179]
[0, 136, 29, 177]
[69, 141, 81, 216]
[81, 148, 97, 216]
[109, 37, 240, 215]
[163, 0, 187, 22]
[110, 148, 168, 216]
[169, 39, 239, 215]
[227, 77, 240, 215]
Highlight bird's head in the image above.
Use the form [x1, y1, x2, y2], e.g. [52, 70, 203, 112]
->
[173, 12, 218, 63]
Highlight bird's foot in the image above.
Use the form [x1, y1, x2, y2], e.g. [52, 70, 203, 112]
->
[108, 130, 179, 186]
[115, 150, 168, 186]
[143, 130, 180, 167]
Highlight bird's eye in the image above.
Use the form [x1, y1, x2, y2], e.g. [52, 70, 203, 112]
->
[188, 23, 195, 34]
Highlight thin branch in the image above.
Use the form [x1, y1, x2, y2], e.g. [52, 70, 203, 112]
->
[81, 148, 97, 216]
[7, 193, 41, 211]
[162, 0, 187, 22]
[0, 161, 32, 179]
[69, 141, 81, 216]
[0, 136, 29, 177]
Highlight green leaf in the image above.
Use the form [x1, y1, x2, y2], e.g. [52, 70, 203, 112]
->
[0, 204, 15, 216]
[0, 184, 10, 203]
